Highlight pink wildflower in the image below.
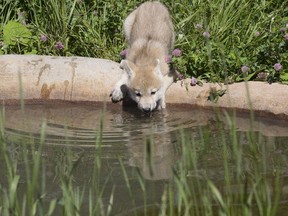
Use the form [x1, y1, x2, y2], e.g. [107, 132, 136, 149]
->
[55, 41, 64, 50]
[195, 23, 203, 29]
[120, 49, 127, 59]
[274, 63, 282, 72]
[203, 31, 210, 38]
[40, 35, 47, 42]
[241, 65, 249, 73]
[172, 48, 181, 57]
[190, 77, 197, 86]
[165, 55, 172, 64]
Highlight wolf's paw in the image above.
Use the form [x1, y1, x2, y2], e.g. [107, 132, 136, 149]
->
[110, 88, 123, 103]
[157, 99, 166, 110]
[157, 104, 166, 110]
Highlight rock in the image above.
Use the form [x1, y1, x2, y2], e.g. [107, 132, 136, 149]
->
[166, 80, 288, 118]
[0, 55, 122, 101]
[1, 55, 288, 119]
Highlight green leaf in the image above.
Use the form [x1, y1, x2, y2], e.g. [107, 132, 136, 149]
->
[236, 72, 256, 82]
[245, 72, 256, 81]
[25, 49, 37, 55]
[3, 21, 32, 45]
[208, 180, 225, 210]
[280, 73, 288, 81]
[47, 199, 57, 216]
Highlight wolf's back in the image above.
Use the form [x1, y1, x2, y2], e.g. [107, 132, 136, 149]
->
[126, 1, 174, 53]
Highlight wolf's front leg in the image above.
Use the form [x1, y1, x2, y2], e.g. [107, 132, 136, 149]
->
[157, 96, 166, 110]
[157, 71, 178, 109]
[110, 73, 129, 103]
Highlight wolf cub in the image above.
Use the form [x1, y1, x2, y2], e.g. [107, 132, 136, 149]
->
[111, 1, 176, 113]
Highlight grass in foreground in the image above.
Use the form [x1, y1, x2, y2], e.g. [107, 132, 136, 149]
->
[0, 104, 287, 216]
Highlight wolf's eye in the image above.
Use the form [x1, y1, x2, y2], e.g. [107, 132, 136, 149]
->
[151, 90, 157, 95]
[135, 92, 141, 97]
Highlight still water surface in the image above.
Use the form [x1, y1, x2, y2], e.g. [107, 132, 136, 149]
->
[1, 103, 288, 215]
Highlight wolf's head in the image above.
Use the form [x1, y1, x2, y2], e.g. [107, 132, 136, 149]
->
[120, 59, 164, 112]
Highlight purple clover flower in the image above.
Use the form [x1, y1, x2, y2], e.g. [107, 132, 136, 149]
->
[195, 23, 203, 29]
[165, 55, 172, 64]
[55, 41, 64, 50]
[18, 11, 26, 25]
[257, 72, 267, 80]
[284, 34, 288, 41]
[120, 49, 127, 59]
[190, 77, 197, 86]
[274, 63, 282, 72]
[177, 73, 184, 81]
[40, 35, 47, 42]
[280, 27, 286, 32]
[172, 48, 181, 57]
[18, 11, 25, 18]
[203, 31, 210, 38]
[255, 31, 260, 37]
[93, 10, 98, 16]
[241, 65, 249, 73]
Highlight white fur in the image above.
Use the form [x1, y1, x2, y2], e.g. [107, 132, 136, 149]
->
[111, 1, 176, 112]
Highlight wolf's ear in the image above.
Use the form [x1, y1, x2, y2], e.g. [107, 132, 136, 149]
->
[120, 60, 135, 78]
[153, 59, 162, 76]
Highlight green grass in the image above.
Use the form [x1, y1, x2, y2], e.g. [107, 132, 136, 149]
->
[0, 0, 287, 83]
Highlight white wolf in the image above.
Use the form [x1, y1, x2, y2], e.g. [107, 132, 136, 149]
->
[110, 1, 176, 113]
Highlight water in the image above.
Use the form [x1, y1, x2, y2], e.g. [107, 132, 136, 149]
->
[1, 102, 288, 215]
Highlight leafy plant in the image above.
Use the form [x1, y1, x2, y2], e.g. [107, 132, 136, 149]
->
[0, 0, 287, 84]
[207, 87, 226, 103]
[2, 21, 37, 54]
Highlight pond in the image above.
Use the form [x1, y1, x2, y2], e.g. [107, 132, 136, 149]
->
[1, 102, 288, 215]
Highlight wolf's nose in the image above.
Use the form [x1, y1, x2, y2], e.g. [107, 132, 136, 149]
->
[142, 108, 151, 113]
